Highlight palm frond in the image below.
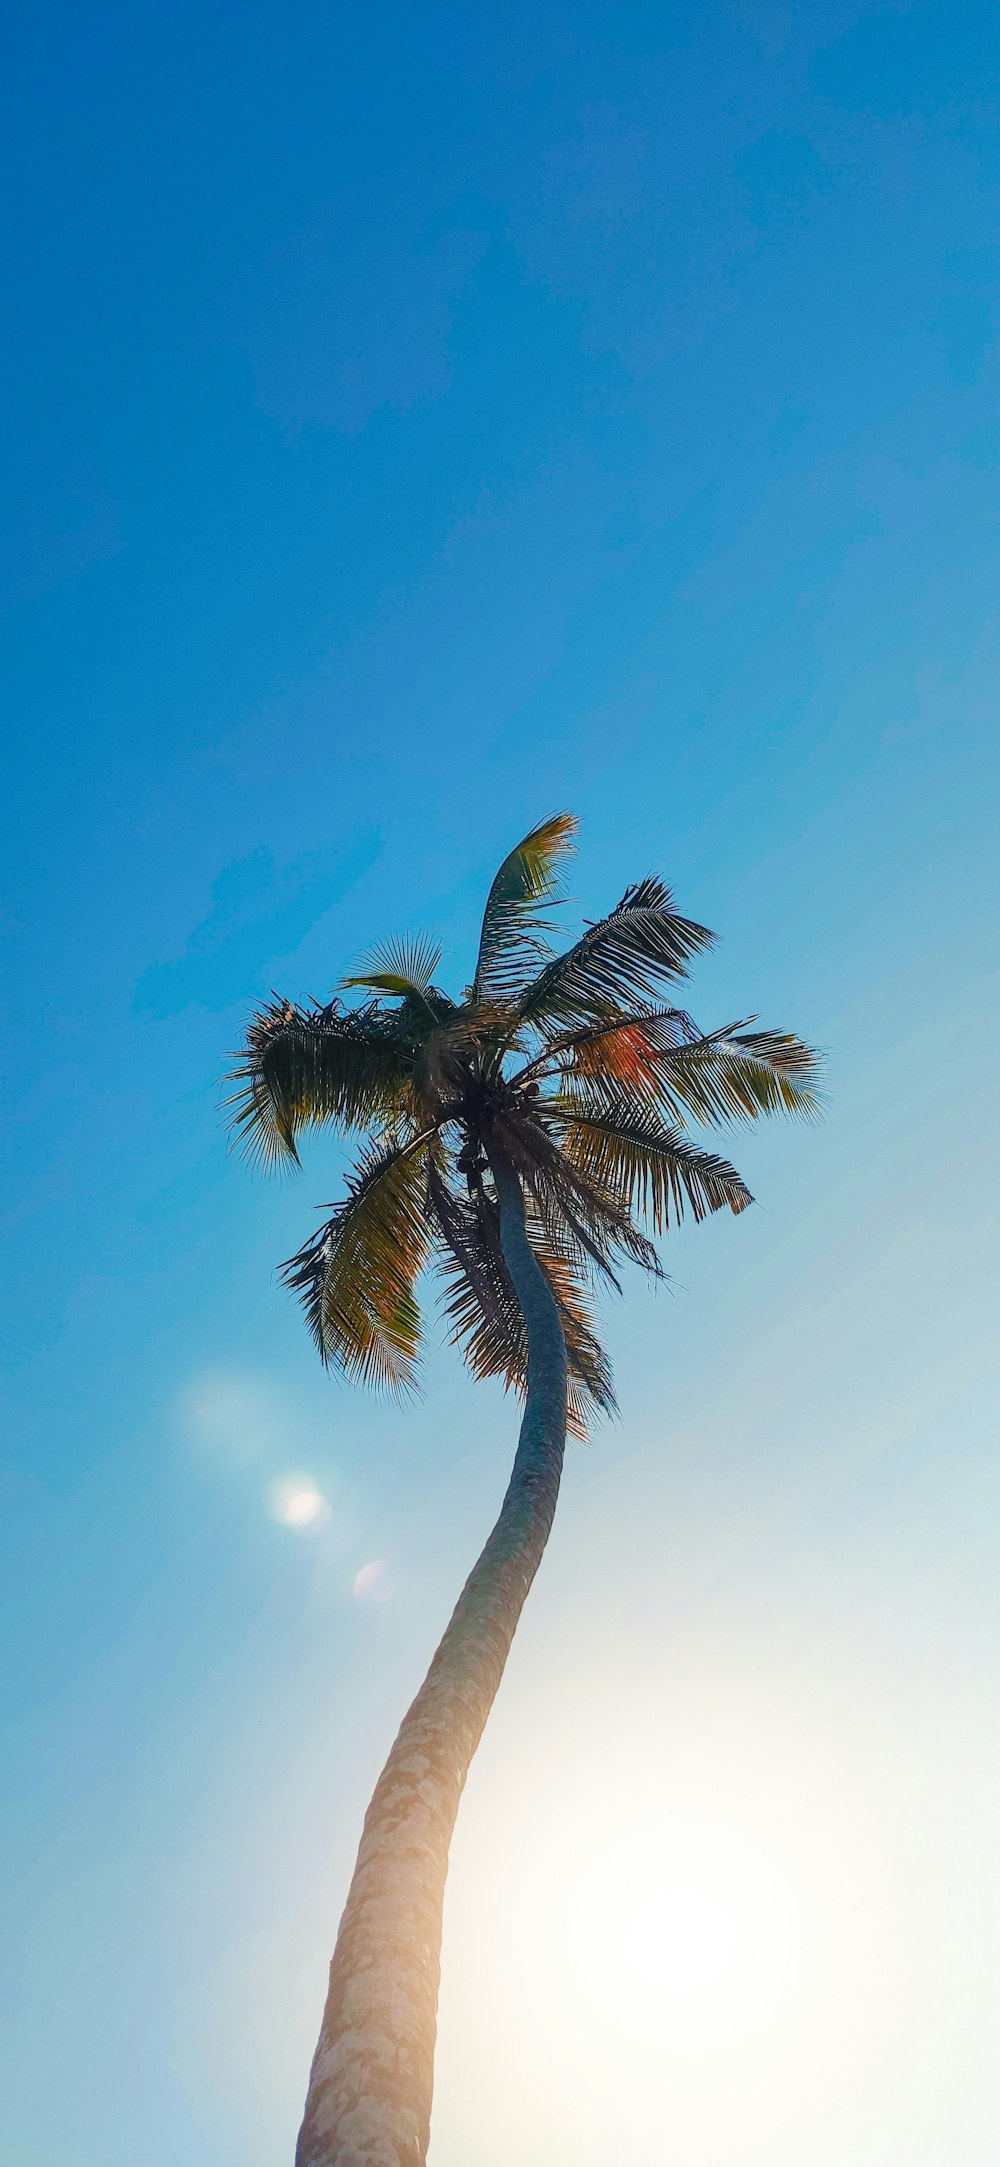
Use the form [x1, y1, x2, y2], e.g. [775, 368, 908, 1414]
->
[522, 1195, 619, 1422]
[494, 1105, 663, 1280]
[645, 1027, 822, 1127]
[473, 813, 577, 1002]
[405, 1009, 480, 1120]
[280, 1129, 434, 1389]
[225, 998, 412, 1167]
[430, 1166, 525, 1386]
[516, 877, 714, 1033]
[551, 1093, 753, 1227]
[343, 933, 444, 1005]
[538, 1011, 822, 1128]
[523, 1006, 697, 1104]
[429, 1161, 616, 1434]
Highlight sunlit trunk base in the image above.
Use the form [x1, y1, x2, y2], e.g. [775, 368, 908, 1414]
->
[294, 1152, 569, 2167]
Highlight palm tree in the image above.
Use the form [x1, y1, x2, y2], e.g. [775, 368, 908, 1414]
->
[228, 815, 819, 2167]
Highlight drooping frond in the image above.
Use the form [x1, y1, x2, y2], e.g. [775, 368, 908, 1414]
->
[343, 933, 444, 1005]
[473, 813, 577, 1003]
[280, 1129, 434, 1389]
[226, 998, 413, 1167]
[551, 1092, 753, 1227]
[428, 1161, 616, 1434]
[494, 1104, 663, 1281]
[522, 1194, 619, 1423]
[516, 877, 714, 1033]
[429, 1165, 525, 1387]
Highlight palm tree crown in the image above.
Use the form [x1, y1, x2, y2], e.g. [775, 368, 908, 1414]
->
[228, 815, 819, 1433]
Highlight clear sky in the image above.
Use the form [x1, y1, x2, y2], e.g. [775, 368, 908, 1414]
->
[2, 4, 999, 2163]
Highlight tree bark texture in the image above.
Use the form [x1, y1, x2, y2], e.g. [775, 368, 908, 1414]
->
[294, 1149, 569, 2167]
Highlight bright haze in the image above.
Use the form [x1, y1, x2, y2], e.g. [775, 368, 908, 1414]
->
[2, 6, 998, 2166]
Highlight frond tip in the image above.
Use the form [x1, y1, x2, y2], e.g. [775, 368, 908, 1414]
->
[517, 877, 714, 1031]
[280, 1130, 434, 1391]
[224, 998, 412, 1166]
[553, 1094, 754, 1228]
[473, 812, 578, 1002]
[343, 933, 444, 1003]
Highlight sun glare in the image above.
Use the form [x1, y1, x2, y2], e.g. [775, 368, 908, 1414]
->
[268, 1474, 330, 1532]
[621, 1877, 737, 1995]
[433, 1694, 922, 2167]
[537, 1810, 801, 2049]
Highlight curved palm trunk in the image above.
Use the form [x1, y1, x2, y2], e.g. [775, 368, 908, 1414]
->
[294, 1150, 568, 2167]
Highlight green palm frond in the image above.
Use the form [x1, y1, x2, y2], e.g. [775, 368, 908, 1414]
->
[430, 1165, 524, 1385]
[473, 813, 577, 1002]
[524, 1006, 697, 1103]
[522, 1195, 619, 1421]
[405, 1010, 480, 1120]
[495, 1104, 662, 1281]
[281, 1128, 435, 1389]
[528, 1233, 618, 1430]
[551, 1093, 753, 1227]
[225, 998, 413, 1167]
[343, 933, 444, 1005]
[646, 1027, 821, 1127]
[429, 1162, 616, 1433]
[538, 1011, 822, 1128]
[516, 877, 714, 1033]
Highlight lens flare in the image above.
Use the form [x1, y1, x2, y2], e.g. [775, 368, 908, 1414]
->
[353, 1559, 393, 1601]
[268, 1474, 330, 1533]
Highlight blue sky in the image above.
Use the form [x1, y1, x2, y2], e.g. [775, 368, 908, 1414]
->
[2, 4, 999, 2163]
